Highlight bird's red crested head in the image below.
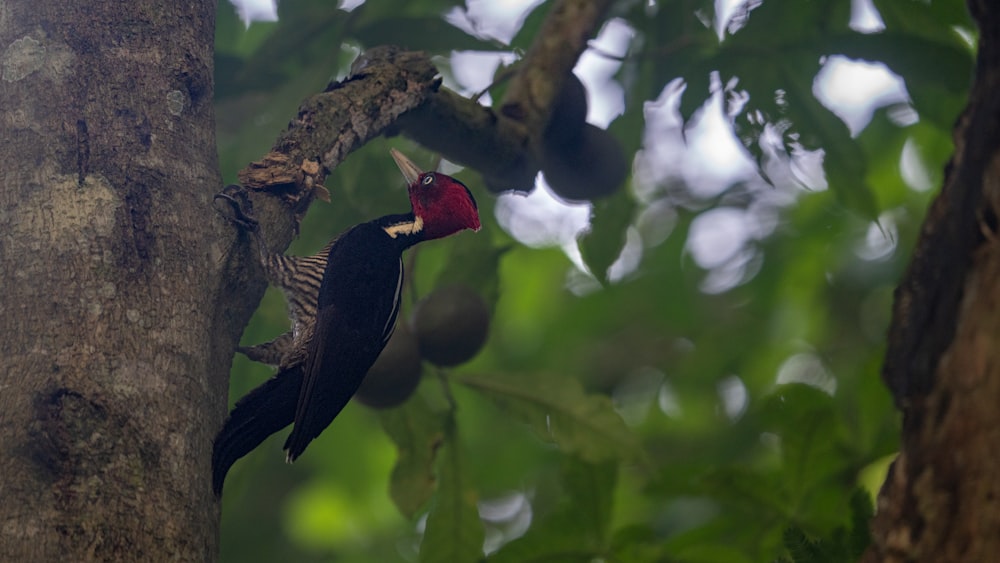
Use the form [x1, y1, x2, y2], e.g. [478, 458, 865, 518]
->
[390, 149, 481, 240]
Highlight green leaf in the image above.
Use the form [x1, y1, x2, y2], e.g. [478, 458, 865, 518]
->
[488, 516, 595, 563]
[433, 224, 508, 310]
[578, 189, 636, 283]
[509, 1, 551, 51]
[215, 1, 278, 58]
[781, 61, 880, 220]
[559, 456, 617, 540]
[754, 384, 849, 500]
[489, 457, 617, 563]
[827, 32, 972, 131]
[662, 513, 777, 563]
[352, 16, 499, 52]
[679, 72, 713, 126]
[623, 0, 715, 104]
[251, 6, 346, 69]
[848, 489, 874, 558]
[733, 0, 851, 45]
[873, 0, 975, 46]
[419, 439, 484, 563]
[671, 545, 758, 563]
[609, 525, 667, 563]
[607, 50, 646, 164]
[458, 372, 641, 463]
[379, 397, 447, 518]
[778, 488, 874, 562]
[783, 527, 828, 563]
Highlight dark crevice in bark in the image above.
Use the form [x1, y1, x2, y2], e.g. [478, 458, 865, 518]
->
[883, 7, 1000, 403]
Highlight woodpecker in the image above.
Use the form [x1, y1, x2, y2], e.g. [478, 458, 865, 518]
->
[212, 149, 480, 495]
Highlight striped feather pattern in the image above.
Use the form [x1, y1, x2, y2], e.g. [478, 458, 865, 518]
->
[243, 236, 338, 369]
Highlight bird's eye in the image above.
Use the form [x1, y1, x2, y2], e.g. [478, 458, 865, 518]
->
[422, 175, 434, 186]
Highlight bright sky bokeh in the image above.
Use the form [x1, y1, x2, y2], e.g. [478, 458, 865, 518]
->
[227, 0, 917, 287]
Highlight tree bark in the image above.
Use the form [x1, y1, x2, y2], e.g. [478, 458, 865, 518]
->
[866, 1, 1000, 560]
[0, 0, 239, 559]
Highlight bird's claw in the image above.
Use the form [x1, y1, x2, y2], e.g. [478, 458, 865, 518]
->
[213, 185, 260, 232]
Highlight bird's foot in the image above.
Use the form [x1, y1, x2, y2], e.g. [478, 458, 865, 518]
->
[213, 185, 260, 232]
[237, 332, 296, 368]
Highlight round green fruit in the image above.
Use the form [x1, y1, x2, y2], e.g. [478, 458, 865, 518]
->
[483, 155, 537, 194]
[544, 73, 588, 146]
[411, 285, 490, 367]
[355, 323, 423, 409]
[541, 123, 628, 203]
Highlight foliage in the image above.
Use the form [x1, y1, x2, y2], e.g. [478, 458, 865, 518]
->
[776, 489, 874, 563]
[214, 0, 974, 561]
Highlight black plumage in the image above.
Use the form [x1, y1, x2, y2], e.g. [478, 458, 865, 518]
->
[283, 217, 417, 460]
[213, 215, 423, 495]
[212, 149, 480, 496]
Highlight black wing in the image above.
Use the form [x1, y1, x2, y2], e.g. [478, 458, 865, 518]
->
[282, 305, 358, 461]
[282, 223, 406, 461]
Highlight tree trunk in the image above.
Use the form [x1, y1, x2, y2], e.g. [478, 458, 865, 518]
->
[865, 1, 1000, 560]
[0, 0, 240, 559]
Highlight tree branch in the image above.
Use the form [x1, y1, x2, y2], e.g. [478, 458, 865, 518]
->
[498, 0, 615, 141]
[237, 46, 440, 217]
[235, 0, 615, 216]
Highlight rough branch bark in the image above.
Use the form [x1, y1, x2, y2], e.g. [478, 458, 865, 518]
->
[498, 0, 615, 141]
[235, 0, 614, 233]
[865, 1, 1000, 560]
[237, 48, 440, 210]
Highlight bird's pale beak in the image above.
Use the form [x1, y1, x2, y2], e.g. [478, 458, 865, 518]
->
[390, 148, 424, 187]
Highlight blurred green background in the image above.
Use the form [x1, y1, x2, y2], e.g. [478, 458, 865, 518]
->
[214, 1, 974, 561]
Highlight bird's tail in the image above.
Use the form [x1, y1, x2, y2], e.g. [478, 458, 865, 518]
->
[212, 366, 303, 496]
